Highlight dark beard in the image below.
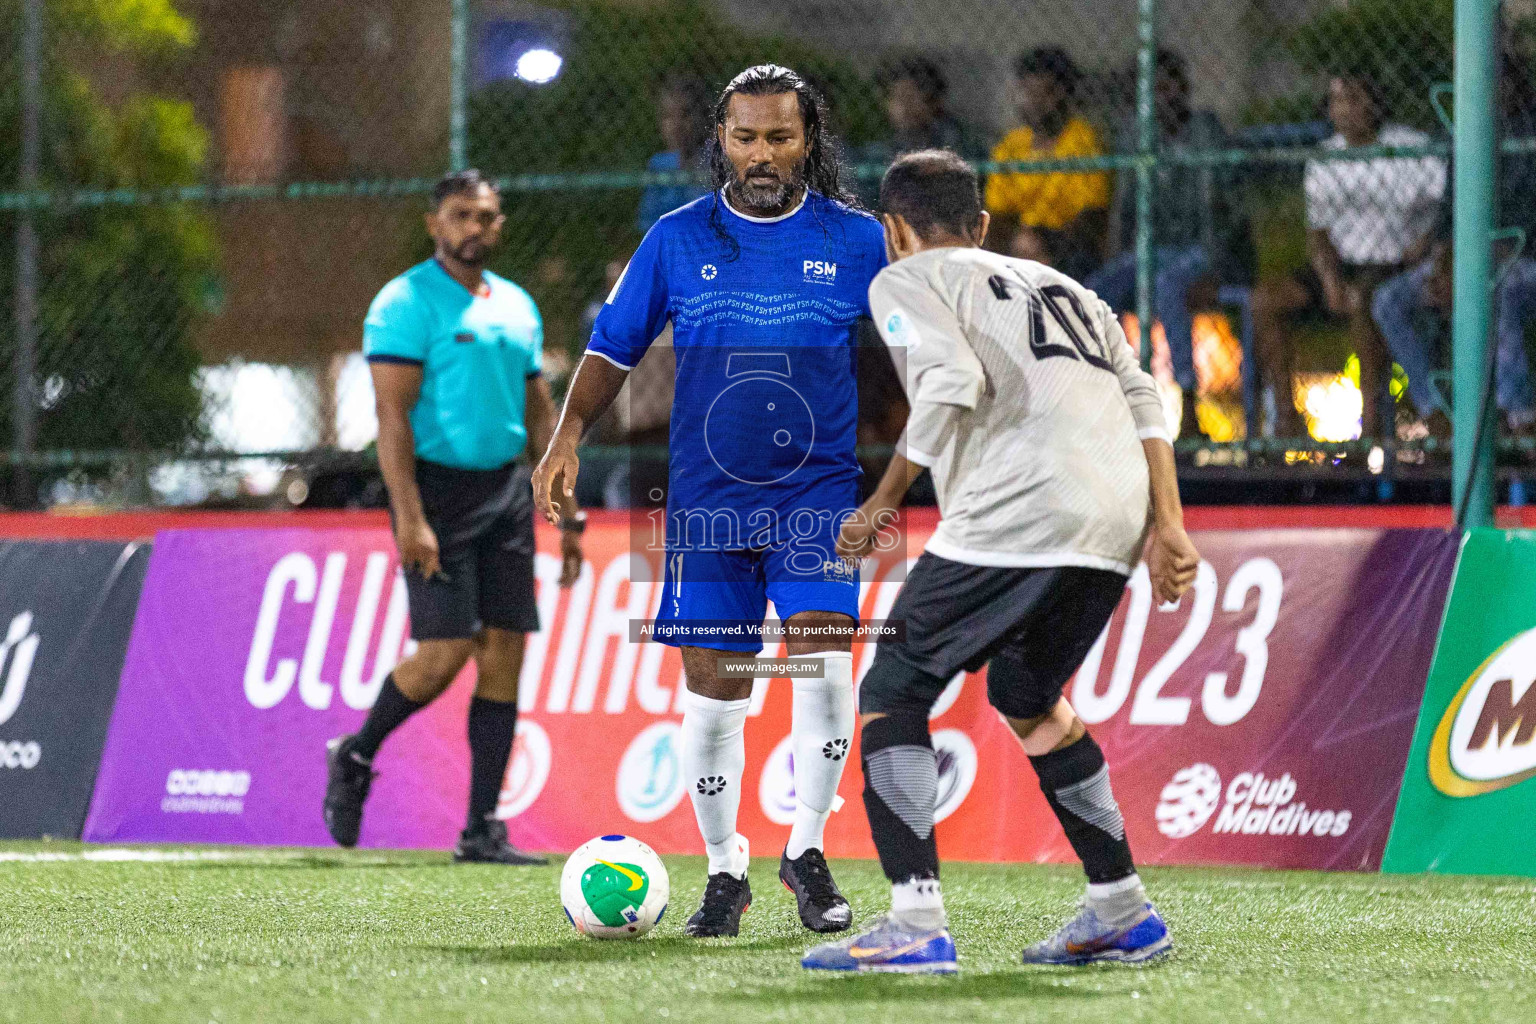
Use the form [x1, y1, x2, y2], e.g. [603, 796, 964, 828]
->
[448, 240, 488, 266]
[729, 166, 805, 213]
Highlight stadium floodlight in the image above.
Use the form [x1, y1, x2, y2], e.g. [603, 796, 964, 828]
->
[514, 48, 562, 84]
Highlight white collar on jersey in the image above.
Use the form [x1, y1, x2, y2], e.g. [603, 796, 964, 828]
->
[719, 186, 807, 224]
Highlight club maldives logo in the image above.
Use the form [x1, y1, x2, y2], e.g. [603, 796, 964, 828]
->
[1156, 765, 1353, 839]
[1156, 763, 1223, 838]
[1428, 627, 1536, 797]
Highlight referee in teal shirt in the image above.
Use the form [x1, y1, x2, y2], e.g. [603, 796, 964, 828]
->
[324, 169, 583, 863]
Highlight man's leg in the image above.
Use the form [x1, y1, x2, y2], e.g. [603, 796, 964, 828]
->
[465, 629, 524, 827]
[1010, 701, 1169, 964]
[678, 643, 755, 936]
[1251, 276, 1310, 439]
[1009, 703, 1144, 922]
[779, 608, 856, 933]
[1154, 245, 1212, 438]
[663, 548, 761, 937]
[451, 628, 547, 865]
[800, 643, 957, 973]
[1372, 259, 1446, 422]
[323, 637, 474, 847]
[363, 641, 474, 750]
[1348, 271, 1394, 441]
[985, 567, 1171, 965]
[680, 644, 753, 877]
[356, 538, 484, 761]
[324, 532, 481, 848]
[783, 611, 855, 860]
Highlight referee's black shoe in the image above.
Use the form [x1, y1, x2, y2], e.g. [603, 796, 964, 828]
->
[453, 818, 549, 865]
[780, 847, 852, 933]
[684, 872, 752, 937]
[323, 734, 375, 848]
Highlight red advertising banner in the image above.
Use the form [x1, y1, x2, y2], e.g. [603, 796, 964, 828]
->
[86, 515, 1455, 871]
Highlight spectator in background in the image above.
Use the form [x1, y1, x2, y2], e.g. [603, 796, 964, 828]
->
[580, 256, 672, 508]
[1370, 57, 1536, 437]
[848, 57, 982, 208]
[1252, 73, 1445, 440]
[637, 73, 712, 234]
[985, 48, 1110, 279]
[1086, 50, 1240, 440]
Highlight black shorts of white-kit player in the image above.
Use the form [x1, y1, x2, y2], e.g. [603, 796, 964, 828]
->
[401, 459, 540, 640]
[858, 552, 1126, 720]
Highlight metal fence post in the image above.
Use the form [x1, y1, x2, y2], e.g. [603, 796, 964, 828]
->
[1135, 0, 1157, 373]
[450, 0, 470, 172]
[12, 0, 42, 506]
[1451, 0, 1497, 528]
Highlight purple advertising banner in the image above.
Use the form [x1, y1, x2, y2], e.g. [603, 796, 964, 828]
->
[83, 529, 486, 848]
[85, 525, 1457, 869]
[1071, 528, 1459, 871]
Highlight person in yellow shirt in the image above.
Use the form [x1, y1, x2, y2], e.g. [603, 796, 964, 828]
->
[984, 48, 1110, 279]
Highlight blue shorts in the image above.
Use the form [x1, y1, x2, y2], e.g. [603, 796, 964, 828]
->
[653, 526, 860, 653]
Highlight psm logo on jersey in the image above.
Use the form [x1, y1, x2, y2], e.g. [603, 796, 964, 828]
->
[701, 264, 718, 281]
[821, 558, 858, 582]
[802, 260, 837, 285]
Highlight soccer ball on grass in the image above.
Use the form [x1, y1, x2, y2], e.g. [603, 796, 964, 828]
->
[560, 834, 669, 939]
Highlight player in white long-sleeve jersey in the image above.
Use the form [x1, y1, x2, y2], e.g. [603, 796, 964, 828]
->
[802, 150, 1201, 974]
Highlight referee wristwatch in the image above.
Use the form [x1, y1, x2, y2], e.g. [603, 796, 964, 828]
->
[559, 510, 588, 534]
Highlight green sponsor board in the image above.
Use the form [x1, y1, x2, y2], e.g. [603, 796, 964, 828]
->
[1383, 529, 1536, 875]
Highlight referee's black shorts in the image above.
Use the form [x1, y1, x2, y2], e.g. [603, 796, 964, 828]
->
[859, 552, 1127, 721]
[401, 459, 540, 641]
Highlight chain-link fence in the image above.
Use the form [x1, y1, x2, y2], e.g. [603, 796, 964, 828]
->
[2, 0, 1531, 507]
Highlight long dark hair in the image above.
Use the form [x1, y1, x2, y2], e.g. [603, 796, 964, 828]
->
[702, 64, 859, 260]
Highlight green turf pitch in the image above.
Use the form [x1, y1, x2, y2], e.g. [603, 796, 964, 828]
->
[2, 845, 1533, 1024]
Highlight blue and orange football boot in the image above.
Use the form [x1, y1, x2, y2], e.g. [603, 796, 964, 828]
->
[1019, 903, 1172, 966]
[801, 914, 957, 974]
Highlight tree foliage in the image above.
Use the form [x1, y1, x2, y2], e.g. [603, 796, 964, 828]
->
[0, 0, 213, 464]
[466, 0, 882, 357]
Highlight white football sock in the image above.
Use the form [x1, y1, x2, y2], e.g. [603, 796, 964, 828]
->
[1086, 872, 1149, 929]
[681, 688, 750, 877]
[891, 877, 947, 931]
[785, 651, 855, 860]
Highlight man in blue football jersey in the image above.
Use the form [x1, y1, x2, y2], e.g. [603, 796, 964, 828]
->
[324, 170, 584, 864]
[534, 66, 887, 937]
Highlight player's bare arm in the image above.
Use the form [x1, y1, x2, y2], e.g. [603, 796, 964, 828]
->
[532, 352, 629, 525]
[371, 360, 440, 579]
[525, 373, 585, 586]
[1143, 437, 1200, 604]
[837, 451, 926, 561]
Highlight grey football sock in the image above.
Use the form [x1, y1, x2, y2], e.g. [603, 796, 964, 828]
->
[1085, 873, 1150, 930]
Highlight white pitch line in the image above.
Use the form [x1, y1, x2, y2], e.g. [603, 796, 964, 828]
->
[0, 849, 309, 863]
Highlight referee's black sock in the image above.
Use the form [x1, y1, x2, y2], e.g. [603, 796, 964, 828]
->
[467, 696, 518, 829]
[1029, 732, 1136, 885]
[352, 674, 424, 761]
